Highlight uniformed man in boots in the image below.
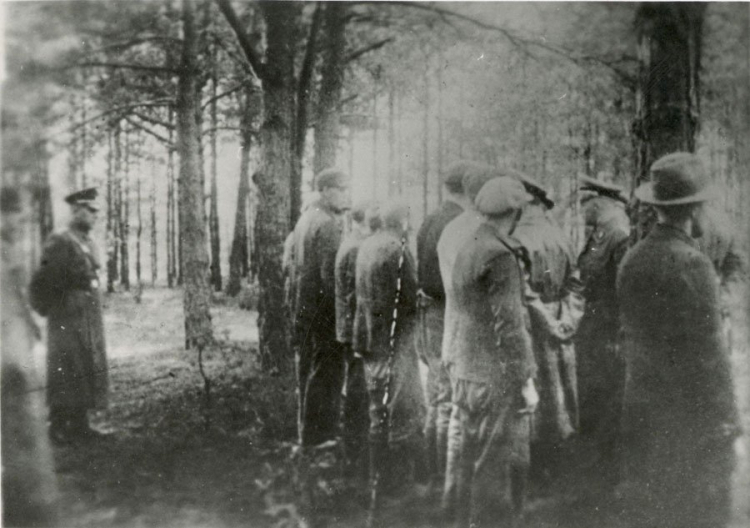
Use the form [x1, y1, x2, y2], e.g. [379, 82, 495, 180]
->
[512, 172, 585, 493]
[335, 201, 378, 486]
[575, 175, 630, 491]
[29, 188, 110, 445]
[353, 202, 425, 527]
[617, 153, 740, 528]
[450, 177, 539, 528]
[415, 164, 467, 490]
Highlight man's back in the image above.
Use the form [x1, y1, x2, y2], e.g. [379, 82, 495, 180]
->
[417, 200, 463, 300]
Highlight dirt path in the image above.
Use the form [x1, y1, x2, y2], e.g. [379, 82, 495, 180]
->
[49, 288, 749, 528]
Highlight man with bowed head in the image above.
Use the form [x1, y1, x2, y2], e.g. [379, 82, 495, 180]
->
[353, 201, 425, 526]
[450, 176, 539, 528]
[288, 168, 350, 449]
[617, 152, 740, 528]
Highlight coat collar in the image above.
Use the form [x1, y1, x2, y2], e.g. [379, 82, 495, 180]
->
[649, 222, 698, 249]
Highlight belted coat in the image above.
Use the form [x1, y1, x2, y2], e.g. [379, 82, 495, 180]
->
[335, 230, 366, 344]
[29, 229, 108, 410]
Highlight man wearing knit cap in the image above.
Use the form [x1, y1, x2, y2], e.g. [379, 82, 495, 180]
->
[512, 171, 585, 491]
[415, 161, 471, 488]
[450, 177, 538, 528]
[575, 175, 631, 491]
[335, 200, 377, 484]
[436, 161, 498, 514]
[288, 168, 350, 448]
[617, 152, 739, 528]
[353, 201, 425, 526]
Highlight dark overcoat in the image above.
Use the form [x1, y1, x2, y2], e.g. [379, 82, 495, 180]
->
[513, 206, 584, 440]
[334, 230, 366, 344]
[288, 199, 343, 342]
[617, 223, 739, 527]
[30, 229, 108, 410]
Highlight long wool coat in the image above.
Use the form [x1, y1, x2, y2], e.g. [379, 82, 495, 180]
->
[513, 206, 584, 441]
[617, 223, 739, 527]
[30, 230, 108, 410]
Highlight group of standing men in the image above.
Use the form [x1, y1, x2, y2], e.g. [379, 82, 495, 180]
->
[286, 152, 745, 528]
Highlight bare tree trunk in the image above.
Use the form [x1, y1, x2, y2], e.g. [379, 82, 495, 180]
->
[177, 0, 213, 350]
[120, 129, 131, 291]
[80, 101, 87, 188]
[313, 2, 346, 175]
[107, 126, 119, 293]
[209, 42, 222, 292]
[150, 155, 157, 286]
[226, 89, 253, 297]
[135, 161, 143, 301]
[167, 108, 177, 287]
[388, 83, 396, 197]
[422, 63, 430, 217]
[632, 3, 706, 240]
[372, 95, 378, 197]
[436, 57, 444, 203]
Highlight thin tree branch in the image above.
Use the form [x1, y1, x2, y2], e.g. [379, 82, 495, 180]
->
[124, 116, 174, 146]
[68, 100, 174, 134]
[214, 0, 266, 80]
[345, 37, 394, 63]
[65, 62, 180, 74]
[80, 36, 182, 56]
[201, 81, 251, 110]
[201, 126, 256, 136]
[131, 111, 174, 130]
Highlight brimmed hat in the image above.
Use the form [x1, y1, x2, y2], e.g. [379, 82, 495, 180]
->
[65, 187, 100, 211]
[515, 171, 554, 209]
[462, 163, 497, 201]
[580, 175, 627, 204]
[475, 177, 531, 216]
[443, 161, 472, 193]
[635, 152, 716, 205]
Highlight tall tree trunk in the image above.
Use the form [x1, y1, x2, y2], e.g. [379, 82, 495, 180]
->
[372, 96, 378, 197]
[177, 0, 213, 350]
[80, 101, 87, 188]
[422, 64, 430, 217]
[120, 129, 131, 291]
[150, 155, 158, 286]
[167, 108, 177, 287]
[436, 57, 444, 203]
[209, 42, 222, 292]
[136, 161, 142, 299]
[226, 103, 252, 297]
[632, 3, 706, 239]
[255, 1, 299, 371]
[313, 2, 347, 175]
[388, 83, 396, 197]
[291, 2, 323, 225]
[107, 127, 119, 292]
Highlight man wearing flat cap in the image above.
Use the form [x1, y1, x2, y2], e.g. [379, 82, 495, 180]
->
[575, 175, 631, 490]
[288, 168, 350, 448]
[436, 162, 498, 514]
[617, 153, 739, 528]
[415, 162, 469, 488]
[449, 177, 538, 528]
[512, 171, 584, 491]
[29, 187, 109, 444]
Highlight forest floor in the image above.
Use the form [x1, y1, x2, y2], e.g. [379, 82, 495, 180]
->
[50, 287, 750, 528]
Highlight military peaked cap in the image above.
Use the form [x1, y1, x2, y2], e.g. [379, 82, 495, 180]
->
[475, 176, 531, 216]
[65, 187, 100, 211]
[443, 161, 474, 193]
[515, 171, 554, 209]
[579, 175, 627, 204]
[635, 152, 717, 205]
[462, 163, 497, 201]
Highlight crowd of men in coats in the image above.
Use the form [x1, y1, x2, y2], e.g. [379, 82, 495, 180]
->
[284, 152, 746, 528]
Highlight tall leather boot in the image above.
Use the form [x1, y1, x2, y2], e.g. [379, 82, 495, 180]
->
[366, 440, 388, 528]
[510, 463, 529, 528]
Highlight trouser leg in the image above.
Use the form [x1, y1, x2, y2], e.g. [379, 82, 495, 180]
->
[301, 336, 345, 446]
[342, 350, 370, 481]
[295, 341, 313, 443]
[442, 402, 462, 517]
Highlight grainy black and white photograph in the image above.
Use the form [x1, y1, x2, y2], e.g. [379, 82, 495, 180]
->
[1, 1, 749, 527]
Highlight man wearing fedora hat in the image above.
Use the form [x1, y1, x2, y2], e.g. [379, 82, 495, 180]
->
[29, 187, 110, 444]
[617, 153, 739, 528]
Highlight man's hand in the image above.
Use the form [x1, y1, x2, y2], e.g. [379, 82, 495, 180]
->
[519, 377, 539, 414]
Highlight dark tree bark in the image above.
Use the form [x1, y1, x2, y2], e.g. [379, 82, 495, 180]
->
[422, 63, 430, 217]
[167, 107, 177, 288]
[106, 127, 118, 293]
[436, 57, 444, 203]
[226, 89, 254, 297]
[150, 156, 157, 286]
[177, 0, 213, 350]
[120, 129, 131, 291]
[209, 42, 222, 292]
[135, 160, 143, 299]
[313, 2, 347, 175]
[632, 2, 707, 239]
[388, 83, 396, 197]
[217, 0, 300, 372]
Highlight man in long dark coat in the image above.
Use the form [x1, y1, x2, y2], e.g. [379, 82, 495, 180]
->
[617, 153, 739, 528]
[415, 163, 468, 486]
[288, 169, 349, 447]
[353, 202, 425, 525]
[450, 177, 538, 528]
[334, 201, 377, 481]
[29, 188, 109, 444]
[512, 172, 584, 490]
[575, 176, 630, 489]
